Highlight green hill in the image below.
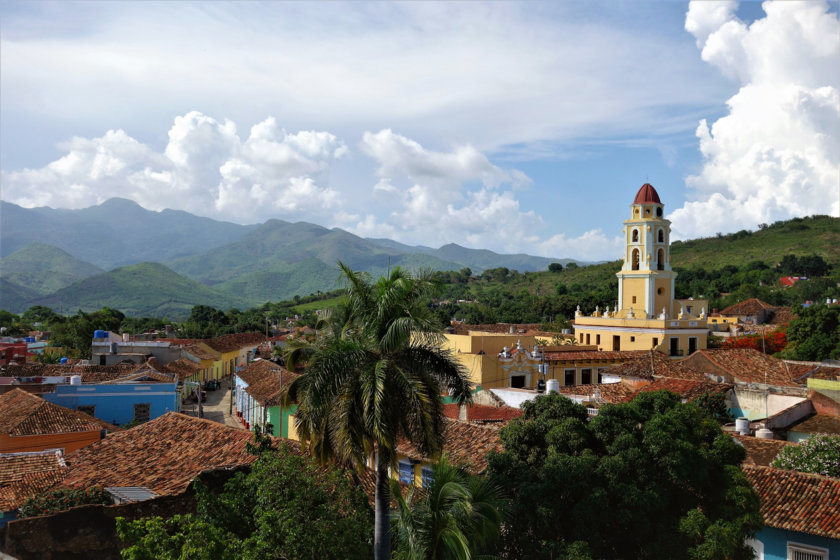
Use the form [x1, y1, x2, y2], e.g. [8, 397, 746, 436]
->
[168, 220, 469, 302]
[670, 215, 840, 268]
[0, 243, 103, 296]
[0, 278, 42, 313]
[30, 262, 248, 319]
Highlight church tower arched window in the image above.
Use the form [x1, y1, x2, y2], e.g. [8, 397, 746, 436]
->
[632, 229, 639, 243]
[657, 248, 665, 271]
[658, 229, 664, 243]
[632, 249, 640, 270]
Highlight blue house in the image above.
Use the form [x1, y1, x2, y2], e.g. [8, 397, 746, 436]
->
[745, 465, 840, 559]
[42, 382, 179, 426]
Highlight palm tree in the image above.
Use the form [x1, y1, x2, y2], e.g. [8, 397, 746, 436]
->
[391, 453, 507, 560]
[281, 262, 474, 559]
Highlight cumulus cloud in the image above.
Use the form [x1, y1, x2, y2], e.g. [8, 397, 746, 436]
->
[350, 130, 551, 253]
[670, 0, 840, 239]
[1, 112, 346, 223]
[539, 230, 625, 262]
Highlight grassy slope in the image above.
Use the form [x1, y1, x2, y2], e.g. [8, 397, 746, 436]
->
[31, 262, 248, 319]
[670, 215, 840, 269]
[0, 243, 103, 295]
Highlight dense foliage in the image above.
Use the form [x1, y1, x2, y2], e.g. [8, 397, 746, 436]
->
[20, 486, 112, 518]
[117, 446, 374, 560]
[780, 304, 840, 361]
[486, 392, 762, 560]
[391, 454, 507, 560]
[771, 434, 840, 477]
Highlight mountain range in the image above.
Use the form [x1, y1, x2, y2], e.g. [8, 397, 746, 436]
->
[0, 198, 577, 317]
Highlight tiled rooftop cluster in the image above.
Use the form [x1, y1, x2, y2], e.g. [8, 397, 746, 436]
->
[605, 350, 707, 381]
[733, 435, 794, 467]
[544, 350, 649, 362]
[630, 378, 732, 401]
[0, 389, 118, 436]
[441, 403, 523, 424]
[58, 413, 289, 496]
[0, 450, 68, 511]
[744, 465, 840, 539]
[680, 348, 805, 387]
[553, 382, 638, 404]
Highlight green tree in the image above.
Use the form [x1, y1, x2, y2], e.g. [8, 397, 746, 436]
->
[20, 486, 112, 518]
[548, 263, 564, 273]
[487, 392, 762, 560]
[781, 304, 840, 361]
[118, 446, 373, 560]
[282, 263, 473, 560]
[50, 308, 124, 358]
[391, 453, 507, 560]
[771, 434, 840, 477]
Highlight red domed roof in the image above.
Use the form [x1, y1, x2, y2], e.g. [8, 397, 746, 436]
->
[633, 183, 661, 204]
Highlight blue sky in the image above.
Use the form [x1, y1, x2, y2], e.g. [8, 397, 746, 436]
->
[1, 1, 837, 260]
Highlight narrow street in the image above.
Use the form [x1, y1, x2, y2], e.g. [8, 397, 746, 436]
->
[181, 378, 244, 430]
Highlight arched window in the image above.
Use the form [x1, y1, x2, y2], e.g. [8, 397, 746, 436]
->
[632, 229, 639, 243]
[632, 249, 640, 270]
[658, 229, 664, 243]
[657, 248, 665, 270]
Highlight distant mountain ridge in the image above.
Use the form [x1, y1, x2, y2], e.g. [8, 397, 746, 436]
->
[0, 198, 577, 316]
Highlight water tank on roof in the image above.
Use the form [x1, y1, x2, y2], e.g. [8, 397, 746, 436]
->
[70, 375, 82, 386]
[756, 428, 774, 439]
[60, 357, 68, 364]
[546, 379, 560, 394]
[24, 337, 35, 343]
[123, 333, 130, 342]
[735, 417, 750, 436]
[94, 330, 106, 339]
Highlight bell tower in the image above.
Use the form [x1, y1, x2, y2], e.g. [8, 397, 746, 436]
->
[617, 183, 676, 318]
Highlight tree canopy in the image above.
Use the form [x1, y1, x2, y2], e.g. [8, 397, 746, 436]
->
[486, 392, 762, 560]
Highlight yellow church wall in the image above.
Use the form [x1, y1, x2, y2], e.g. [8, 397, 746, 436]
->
[622, 277, 648, 309]
[654, 278, 672, 315]
[442, 333, 536, 356]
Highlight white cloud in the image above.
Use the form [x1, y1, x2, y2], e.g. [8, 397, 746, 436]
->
[539, 230, 625, 262]
[1, 112, 346, 223]
[671, 0, 840, 239]
[350, 130, 551, 253]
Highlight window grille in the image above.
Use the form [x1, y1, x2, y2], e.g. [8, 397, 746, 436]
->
[134, 403, 151, 423]
[398, 460, 413, 485]
[421, 467, 434, 488]
[788, 542, 828, 560]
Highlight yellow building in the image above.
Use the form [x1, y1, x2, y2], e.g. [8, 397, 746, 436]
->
[574, 184, 708, 357]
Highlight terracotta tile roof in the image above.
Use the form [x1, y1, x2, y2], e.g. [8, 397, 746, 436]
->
[789, 414, 840, 436]
[734, 435, 795, 467]
[2, 363, 137, 380]
[743, 465, 840, 539]
[448, 323, 554, 336]
[551, 383, 638, 404]
[629, 378, 732, 401]
[441, 403, 523, 424]
[732, 434, 798, 467]
[240, 362, 298, 407]
[0, 450, 68, 510]
[182, 344, 219, 360]
[58, 413, 301, 496]
[544, 350, 649, 363]
[604, 350, 707, 381]
[767, 307, 793, 325]
[396, 419, 502, 475]
[719, 298, 775, 317]
[204, 332, 266, 354]
[159, 358, 204, 382]
[797, 363, 840, 381]
[0, 389, 119, 436]
[680, 348, 802, 387]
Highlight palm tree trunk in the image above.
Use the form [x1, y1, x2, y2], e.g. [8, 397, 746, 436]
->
[374, 450, 391, 560]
